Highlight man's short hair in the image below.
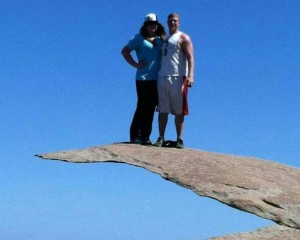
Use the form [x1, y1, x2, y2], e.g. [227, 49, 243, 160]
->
[168, 13, 180, 21]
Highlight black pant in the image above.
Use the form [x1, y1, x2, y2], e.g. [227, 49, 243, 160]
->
[130, 80, 158, 140]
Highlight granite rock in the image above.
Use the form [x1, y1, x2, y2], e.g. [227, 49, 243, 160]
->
[36, 143, 300, 239]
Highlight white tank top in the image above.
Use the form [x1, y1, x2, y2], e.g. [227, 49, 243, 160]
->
[158, 31, 188, 76]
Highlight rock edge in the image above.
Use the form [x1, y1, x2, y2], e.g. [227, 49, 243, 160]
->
[36, 143, 300, 239]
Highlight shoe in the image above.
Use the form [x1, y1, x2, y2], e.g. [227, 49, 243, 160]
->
[142, 138, 152, 145]
[130, 137, 143, 144]
[153, 136, 164, 147]
[175, 138, 184, 149]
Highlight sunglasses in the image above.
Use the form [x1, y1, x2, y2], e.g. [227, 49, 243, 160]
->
[146, 21, 157, 26]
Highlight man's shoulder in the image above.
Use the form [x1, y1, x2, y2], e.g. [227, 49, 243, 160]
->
[178, 32, 192, 46]
[179, 31, 191, 40]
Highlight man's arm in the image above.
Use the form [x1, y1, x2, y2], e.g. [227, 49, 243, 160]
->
[180, 33, 194, 86]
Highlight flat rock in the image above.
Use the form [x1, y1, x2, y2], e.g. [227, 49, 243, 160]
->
[36, 143, 300, 239]
[210, 225, 300, 239]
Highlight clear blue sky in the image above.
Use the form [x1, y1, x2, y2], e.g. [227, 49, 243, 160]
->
[1, 0, 299, 239]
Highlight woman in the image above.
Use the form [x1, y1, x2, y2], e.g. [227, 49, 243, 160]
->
[121, 13, 166, 145]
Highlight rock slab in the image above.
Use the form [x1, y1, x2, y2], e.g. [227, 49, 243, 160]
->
[36, 143, 300, 239]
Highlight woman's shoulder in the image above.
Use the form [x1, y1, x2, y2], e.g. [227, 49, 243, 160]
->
[155, 37, 165, 46]
[133, 33, 144, 40]
[127, 34, 144, 45]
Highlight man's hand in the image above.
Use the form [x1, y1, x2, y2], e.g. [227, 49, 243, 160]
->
[187, 77, 194, 88]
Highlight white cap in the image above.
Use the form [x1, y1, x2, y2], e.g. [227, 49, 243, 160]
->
[144, 13, 158, 23]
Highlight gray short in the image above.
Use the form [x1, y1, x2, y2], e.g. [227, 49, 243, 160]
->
[157, 76, 189, 115]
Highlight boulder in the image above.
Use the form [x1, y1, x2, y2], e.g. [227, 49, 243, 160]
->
[36, 143, 300, 239]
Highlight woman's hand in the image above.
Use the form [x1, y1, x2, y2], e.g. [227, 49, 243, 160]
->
[136, 59, 147, 68]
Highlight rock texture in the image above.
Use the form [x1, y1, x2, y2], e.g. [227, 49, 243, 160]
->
[211, 225, 300, 239]
[36, 143, 300, 239]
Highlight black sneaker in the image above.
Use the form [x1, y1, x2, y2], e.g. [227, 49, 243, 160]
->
[153, 136, 164, 147]
[142, 138, 152, 145]
[130, 137, 143, 144]
[175, 138, 184, 149]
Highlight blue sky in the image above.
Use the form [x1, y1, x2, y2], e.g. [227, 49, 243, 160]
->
[1, 0, 299, 239]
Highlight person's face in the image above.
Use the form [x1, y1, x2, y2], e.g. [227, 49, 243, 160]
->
[146, 22, 158, 36]
[167, 16, 180, 33]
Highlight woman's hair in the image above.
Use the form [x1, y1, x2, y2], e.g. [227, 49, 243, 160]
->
[139, 22, 166, 40]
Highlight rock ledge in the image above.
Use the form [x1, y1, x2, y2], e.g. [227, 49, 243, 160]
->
[36, 143, 300, 239]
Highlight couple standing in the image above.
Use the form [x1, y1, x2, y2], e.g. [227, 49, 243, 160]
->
[121, 13, 194, 149]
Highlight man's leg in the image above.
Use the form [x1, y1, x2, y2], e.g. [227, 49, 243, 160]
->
[175, 114, 184, 140]
[153, 112, 168, 147]
[159, 113, 168, 138]
[175, 114, 184, 148]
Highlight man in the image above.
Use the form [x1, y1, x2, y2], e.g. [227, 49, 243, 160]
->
[154, 13, 194, 149]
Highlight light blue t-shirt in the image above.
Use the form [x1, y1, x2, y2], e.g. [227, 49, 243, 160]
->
[126, 34, 163, 80]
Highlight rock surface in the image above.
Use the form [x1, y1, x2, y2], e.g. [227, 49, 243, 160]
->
[36, 143, 300, 239]
[211, 225, 300, 239]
